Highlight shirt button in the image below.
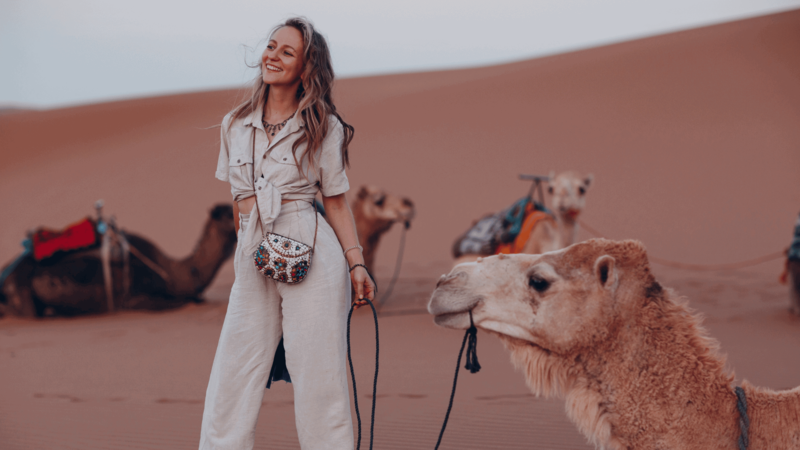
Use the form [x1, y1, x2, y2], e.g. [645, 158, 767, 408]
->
[237, 159, 241, 163]
[283, 157, 287, 161]
[258, 187, 262, 190]
[263, 155, 267, 159]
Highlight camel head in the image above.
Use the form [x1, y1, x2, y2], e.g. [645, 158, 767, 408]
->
[547, 171, 593, 221]
[352, 185, 416, 269]
[429, 238, 657, 355]
[352, 185, 415, 228]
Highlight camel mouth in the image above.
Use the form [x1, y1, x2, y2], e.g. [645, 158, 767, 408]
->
[432, 309, 473, 329]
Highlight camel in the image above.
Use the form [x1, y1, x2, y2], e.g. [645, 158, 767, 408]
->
[430, 238, 800, 449]
[0, 204, 236, 317]
[453, 171, 593, 266]
[351, 185, 415, 270]
[780, 256, 800, 316]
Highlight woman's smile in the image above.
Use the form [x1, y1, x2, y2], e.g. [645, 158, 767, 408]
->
[265, 63, 282, 73]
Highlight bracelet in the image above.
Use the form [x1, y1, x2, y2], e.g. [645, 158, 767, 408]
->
[349, 263, 368, 273]
[349, 263, 378, 294]
[343, 245, 363, 256]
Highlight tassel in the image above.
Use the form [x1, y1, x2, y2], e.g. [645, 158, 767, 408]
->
[464, 311, 481, 374]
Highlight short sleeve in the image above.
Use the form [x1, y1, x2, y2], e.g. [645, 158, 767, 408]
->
[318, 119, 350, 197]
[215, 113, 233, 182]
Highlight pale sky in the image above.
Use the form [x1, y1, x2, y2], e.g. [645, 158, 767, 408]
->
[2, 0, 799, 108]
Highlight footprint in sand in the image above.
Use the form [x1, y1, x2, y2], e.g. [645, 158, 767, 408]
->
[155, 398, 203, 404]
[398, 394, 427, 399]
[34, 393, 84, 403]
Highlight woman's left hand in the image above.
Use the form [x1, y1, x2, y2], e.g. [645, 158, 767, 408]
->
[351, 266, 376, 309]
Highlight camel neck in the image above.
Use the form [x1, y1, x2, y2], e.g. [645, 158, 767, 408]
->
[556, 215, 578, 248]
[353, 207, 393, 270]
[742, 384, 800, 449]
[171, 218, 235, 297]
[571, 300, 740, 449]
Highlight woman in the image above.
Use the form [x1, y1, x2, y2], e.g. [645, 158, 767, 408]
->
[200, 17, 375, 449]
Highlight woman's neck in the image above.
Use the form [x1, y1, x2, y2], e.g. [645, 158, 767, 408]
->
[264, 84, 300, 123]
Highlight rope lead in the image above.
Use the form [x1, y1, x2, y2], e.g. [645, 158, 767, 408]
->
[347, 296, 379, 450]
[435, 311, 481, 449]
[735, 386, 749, 450]
[465, 313, 481, 374]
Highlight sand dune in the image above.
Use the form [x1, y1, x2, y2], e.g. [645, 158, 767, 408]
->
[1, 9, 799, 449]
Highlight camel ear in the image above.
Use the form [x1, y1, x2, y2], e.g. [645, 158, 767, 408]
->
[594, 255, 618, 292]
[357, 186, 369, 200]
[583, 174, 594, 188]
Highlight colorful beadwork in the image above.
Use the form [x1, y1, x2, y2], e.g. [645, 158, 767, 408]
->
[253, 232, 313, 284]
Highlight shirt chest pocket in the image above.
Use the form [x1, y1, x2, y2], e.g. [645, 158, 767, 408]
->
[228, 152, 254, 196]
[269, 148, 297, 166]
[260, 149, 305, 186]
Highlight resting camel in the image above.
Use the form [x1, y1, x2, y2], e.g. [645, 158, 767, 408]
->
[430, 239, 800, 449]
[351, 185, 415, 270]
[453, 171, 593, 266]
[0, 204, 236, 317]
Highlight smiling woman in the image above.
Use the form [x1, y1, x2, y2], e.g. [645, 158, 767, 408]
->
[201, 17, 374, 450]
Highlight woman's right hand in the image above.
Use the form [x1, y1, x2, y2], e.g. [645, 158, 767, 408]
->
[351, 266, 376, 309]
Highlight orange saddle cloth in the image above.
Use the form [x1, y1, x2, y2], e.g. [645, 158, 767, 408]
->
[494, 209, 550, 255]
[32, 218, 98, 261]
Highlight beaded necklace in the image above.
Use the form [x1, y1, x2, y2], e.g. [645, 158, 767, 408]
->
[262, 111, 296, 137]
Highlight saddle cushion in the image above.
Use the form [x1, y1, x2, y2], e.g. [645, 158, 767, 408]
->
[32, 218, 98, 260]
[452, 198, 554, 258]
[494, 210, 551, 255]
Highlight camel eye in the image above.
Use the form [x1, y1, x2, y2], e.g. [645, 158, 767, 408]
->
[547, 186, 554, 195]
[579, 186, 586, 195]
[529, 276, 550, 293]
[375, 195, 385, 207]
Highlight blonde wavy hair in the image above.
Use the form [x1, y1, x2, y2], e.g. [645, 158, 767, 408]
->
[229, 17, 353, 174]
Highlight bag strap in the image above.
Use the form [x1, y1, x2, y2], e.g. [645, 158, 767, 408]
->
[251, 127, 319, 252]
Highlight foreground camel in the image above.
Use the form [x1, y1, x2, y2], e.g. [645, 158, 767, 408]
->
[430, 239, 800, 449]
[351, 185, 415, 270]
[453, 171, 593, 266]
[0, 204, 236, 317]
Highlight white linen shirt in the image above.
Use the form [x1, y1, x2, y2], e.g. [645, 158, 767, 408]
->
[215, 104, 350, 252]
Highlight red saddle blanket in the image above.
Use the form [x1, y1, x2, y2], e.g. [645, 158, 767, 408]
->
[32, 218, 98, 261]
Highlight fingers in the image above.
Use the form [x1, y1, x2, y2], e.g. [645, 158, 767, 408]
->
[354, 273, 365, 300]
[365, 278, 376, 301]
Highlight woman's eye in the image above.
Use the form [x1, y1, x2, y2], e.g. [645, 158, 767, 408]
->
[529, 277, 550, 293]
[284, 51, 293, 56]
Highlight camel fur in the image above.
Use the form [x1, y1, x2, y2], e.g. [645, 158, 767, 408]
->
[430, 238, 800, 449]
[1, 204, 236, 317]
[351, 185, 415, 270]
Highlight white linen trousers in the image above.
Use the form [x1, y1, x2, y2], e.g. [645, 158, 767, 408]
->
[200, 201, 354, 449]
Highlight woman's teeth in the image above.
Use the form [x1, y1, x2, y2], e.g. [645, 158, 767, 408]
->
[266, 64, 281, 72]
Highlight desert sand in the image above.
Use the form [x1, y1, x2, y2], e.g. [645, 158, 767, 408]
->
[1, 9, 799, 449]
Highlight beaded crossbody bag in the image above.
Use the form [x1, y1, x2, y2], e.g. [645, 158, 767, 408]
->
[250, 128, 318, 284]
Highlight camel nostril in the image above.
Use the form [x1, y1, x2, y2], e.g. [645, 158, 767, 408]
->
[436, 271, 467, 288]
[402, 198, 414, 208]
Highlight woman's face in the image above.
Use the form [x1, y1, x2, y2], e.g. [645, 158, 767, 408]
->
[262, 26, 304, 87]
